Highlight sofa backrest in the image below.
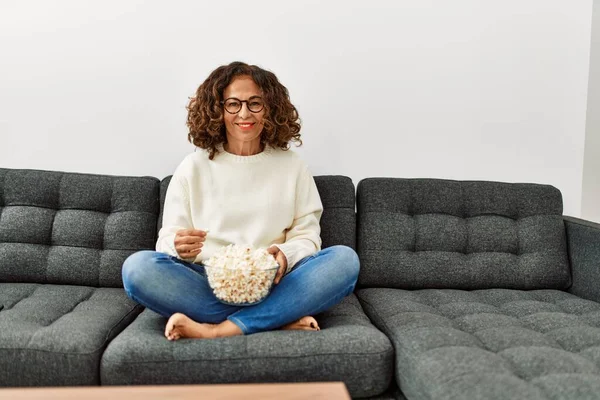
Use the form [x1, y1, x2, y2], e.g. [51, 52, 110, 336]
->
[158, 175, 356, 250]
[0, 168, 160, 287]
[356, 178, 571, 290]
[314, 175, 357, 249]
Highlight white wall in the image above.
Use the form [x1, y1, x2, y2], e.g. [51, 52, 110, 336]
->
[0, 0, 592, 216]
[583, 0, 600, 223]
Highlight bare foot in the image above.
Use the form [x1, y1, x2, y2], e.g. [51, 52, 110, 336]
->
[165, 313, 218, 340]
[165, 313, 244, 341]
[281, 316, 320, 331]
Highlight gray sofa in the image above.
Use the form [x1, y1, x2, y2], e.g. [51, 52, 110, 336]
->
[1, 167, 599, 400]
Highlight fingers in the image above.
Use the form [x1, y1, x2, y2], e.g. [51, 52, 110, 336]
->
[273, 263, 286, 285]
[177, 244, 203, 259]
[175, 239, 203, 252]
[269, 247, 288, 285]
[174, 229, 209, 258]
[175, 229, 209, 240]
[175, 233, 207, 245]
[175, 241, 205, 260]
[172, 229, 210, 259]
[176, 228, 208, 238]
[269, 247, 283, 284]
[178, 243, 204, 252]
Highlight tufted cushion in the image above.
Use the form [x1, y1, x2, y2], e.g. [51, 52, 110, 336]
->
[358, 288, 600, 400]
[356, 178, 571, 290]
[0, 168, 160, 287]
[0, 283, 141, 386]
[159, 175, 356, 250]
[101, 294, 393, 398]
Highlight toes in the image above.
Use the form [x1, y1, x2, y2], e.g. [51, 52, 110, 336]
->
[165, 314, 184, 339]
[281, 316, 321, 332]
[166, 328, 182, 341]
[302, 316, 319, 330]
[165, 324, 174, 338]
[301, 325, 319, 331]
[165, 315, 177, 333]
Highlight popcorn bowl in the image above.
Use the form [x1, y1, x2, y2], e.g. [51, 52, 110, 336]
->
[202, 245, 280, 306]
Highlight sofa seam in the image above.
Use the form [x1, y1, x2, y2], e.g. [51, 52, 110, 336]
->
[3, 168, 160, 182]
[357, 296, 395, 337]
[101, 303, 144, 349]
[0, 346, 103, 357]
[109, 348, 395, 365]
[564, 216, 600, 231]
[0, 170, 5, 208]
[0, 242, 151, 252]
[46, 174, 63, 284]
[460, 181, 467, 254]
[0, 203, 157, 217]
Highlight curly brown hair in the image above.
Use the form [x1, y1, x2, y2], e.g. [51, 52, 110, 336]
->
[186, 61, 302, 160]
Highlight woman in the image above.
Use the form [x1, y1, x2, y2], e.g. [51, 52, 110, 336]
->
[122, 61, 360, 340]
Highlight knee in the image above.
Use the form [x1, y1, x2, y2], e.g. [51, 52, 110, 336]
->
[122, 250, 160, 293]
[329, 245, 360, 284]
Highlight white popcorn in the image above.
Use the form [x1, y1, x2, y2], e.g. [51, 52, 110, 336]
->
[204, 244, 279, 305]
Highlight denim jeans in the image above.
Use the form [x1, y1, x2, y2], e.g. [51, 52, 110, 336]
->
[121, 245, 360, 335]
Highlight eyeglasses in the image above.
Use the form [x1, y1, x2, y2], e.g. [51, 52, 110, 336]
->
[221, 96, 264, 114]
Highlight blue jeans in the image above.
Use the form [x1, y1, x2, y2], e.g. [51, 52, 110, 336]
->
[121, 245, 360, 335]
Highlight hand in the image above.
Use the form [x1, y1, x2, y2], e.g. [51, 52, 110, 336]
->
[174, 229, 207, 260]
[267, 246, 288, 285]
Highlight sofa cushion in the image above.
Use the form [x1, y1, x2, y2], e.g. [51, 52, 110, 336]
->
[0, 283, 141, 386]
[101, 294, 393, 398]
[159, 175, 356, 250]
[356, 179, 570, 290]
[358, 288, 600, 400]
[0, 168, 160, 287]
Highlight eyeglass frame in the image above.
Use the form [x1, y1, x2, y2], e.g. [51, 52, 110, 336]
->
[220, 96, 265, 114]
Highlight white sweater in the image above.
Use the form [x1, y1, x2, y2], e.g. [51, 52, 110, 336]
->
[156, 143, 323, 273]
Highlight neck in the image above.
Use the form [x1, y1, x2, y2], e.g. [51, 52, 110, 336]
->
[224, 141, 264, 156]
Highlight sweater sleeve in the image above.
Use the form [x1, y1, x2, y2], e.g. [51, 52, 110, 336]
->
[273, 165, 323, 273]
[156, 175, 196, 262]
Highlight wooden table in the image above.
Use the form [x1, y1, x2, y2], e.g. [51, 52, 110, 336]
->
[0, 382, 351, 399]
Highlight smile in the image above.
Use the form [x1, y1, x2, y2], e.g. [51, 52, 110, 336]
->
[236, 123, 255, 129]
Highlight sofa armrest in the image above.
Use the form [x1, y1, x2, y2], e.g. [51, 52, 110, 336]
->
[564, 216, 600, 302]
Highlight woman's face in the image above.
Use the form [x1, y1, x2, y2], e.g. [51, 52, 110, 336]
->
[222, 75, 265, 148]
